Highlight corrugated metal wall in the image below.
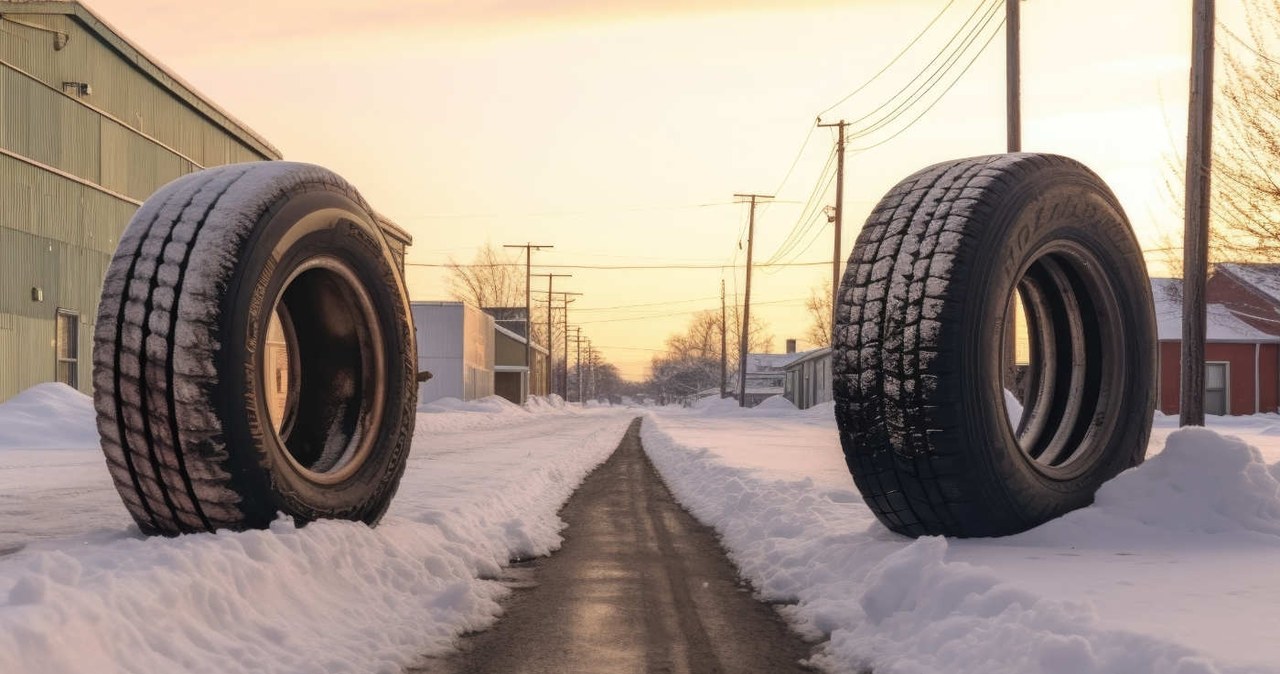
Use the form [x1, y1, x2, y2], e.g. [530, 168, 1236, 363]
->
[0, 9, 274, 401]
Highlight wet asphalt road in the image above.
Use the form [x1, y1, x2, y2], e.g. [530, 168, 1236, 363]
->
[414, 417, 815, 674]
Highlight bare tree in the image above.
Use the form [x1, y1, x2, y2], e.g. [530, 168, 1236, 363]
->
[643, 307, 774, 403]
[805, 278, 833, 347]
[445, 243, 525, 309]
[1167, 2, 1280, 261]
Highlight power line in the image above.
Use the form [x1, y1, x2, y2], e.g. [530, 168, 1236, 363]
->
[575, 297, 807, 325]
[570, 296, 722, 312]
[818, 0, 962, 118]
[406, 260, 836, 270]
[837, 0, 999, 138]
[400, 201, 738, 220]
[848, 0, 1003, 142]
[847, 11, 1006, 153]
[761, 147, 839, 266]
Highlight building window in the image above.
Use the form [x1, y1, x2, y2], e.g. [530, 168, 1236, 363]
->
[56, 309, 78, 388]
[1205, 361, 1228, 415]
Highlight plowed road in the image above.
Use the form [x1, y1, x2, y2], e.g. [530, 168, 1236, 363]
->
[416, 418, 815, 674]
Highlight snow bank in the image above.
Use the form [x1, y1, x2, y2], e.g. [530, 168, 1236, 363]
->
[0, 384, 98, 450]
[1030, 427, 1280, 540]
[415, 394, 580, 433]
[756, 394, 797, 411]
[0, 406, 635, 673]
[641, 412, 1275, 674]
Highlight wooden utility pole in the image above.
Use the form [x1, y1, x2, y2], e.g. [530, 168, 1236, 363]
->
[734, 193, 773, 407]
[818, 120, 848, 336]
[1003, 1, 1021, 388]
[503, 243, 552, 399]
[570, 328, 584, 403]
[1006, 0, 1021, 152]
[1181, 0, 1215, 426]
[537, 291, 580, 400]
[720, 279, 728, 398]
[533, 273, 572, 396]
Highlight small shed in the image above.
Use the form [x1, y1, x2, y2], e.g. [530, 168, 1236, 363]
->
[493, 323, 549, 405]
[783, 347, 833, 410]
[411, 302, 495, 404]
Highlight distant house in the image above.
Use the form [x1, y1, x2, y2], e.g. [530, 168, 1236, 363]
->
[740, 352, 799, 407]
[1153, 271, 1280, 415]
[783, 347, 833, 410]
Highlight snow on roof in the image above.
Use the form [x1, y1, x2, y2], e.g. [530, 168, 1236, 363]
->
[1216, 263, 1280, 305]
[745, 352, 804, 373]
[1151, 278, 1280, 342]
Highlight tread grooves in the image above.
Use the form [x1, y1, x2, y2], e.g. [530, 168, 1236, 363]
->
[108, 195, 177, 532]
[159, 168, 254, 533]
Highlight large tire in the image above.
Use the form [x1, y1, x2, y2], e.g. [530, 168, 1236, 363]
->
[92, 162, 416, 536]
[833, 153, 1155, 538]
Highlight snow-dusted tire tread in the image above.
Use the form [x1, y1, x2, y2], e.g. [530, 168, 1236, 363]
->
[93, 163, 416, 536]
[833, 153, 1155, 538]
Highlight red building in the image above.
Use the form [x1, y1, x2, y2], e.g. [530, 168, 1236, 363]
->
[1154, 265, 1280, 416]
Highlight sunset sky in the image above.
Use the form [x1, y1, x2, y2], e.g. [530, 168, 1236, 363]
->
[84, 0, 1251, 378]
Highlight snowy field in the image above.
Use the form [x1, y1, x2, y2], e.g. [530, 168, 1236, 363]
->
[0, 384, 635, 673]
[643, 398, 1280, 674]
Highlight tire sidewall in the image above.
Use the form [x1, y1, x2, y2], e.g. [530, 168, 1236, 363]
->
[958, 169, 1156, 525]
[217, 187, 415, 525]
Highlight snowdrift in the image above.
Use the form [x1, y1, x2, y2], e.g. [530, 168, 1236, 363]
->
[642, 409, 1280, 674]
[0, 383, 97, 450]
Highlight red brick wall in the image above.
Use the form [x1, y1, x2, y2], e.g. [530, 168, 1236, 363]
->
[1158, 340, 1278, 415]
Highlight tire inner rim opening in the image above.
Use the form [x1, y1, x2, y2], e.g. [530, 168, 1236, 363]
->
[263, 255, 386, 484]
[1001, 244, 1122, 476]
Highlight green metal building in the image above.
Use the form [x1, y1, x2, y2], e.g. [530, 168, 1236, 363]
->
[0, 1, 282, 401]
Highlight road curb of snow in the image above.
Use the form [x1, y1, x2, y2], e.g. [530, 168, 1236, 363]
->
[0, 410, 635, 673]
[639, 413, 1259, 674]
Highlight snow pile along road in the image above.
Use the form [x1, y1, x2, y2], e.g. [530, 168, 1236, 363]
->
[0, 386, 635, 673]
[642, 406, 1280, 674]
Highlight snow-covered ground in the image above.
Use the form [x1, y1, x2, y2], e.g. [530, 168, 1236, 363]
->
[6, 382, 1280, 674]
[0, 384, 635, 673]
[643, 397, 1280, 674]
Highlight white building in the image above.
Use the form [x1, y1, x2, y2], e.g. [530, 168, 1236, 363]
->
[411, 302, 495, 404]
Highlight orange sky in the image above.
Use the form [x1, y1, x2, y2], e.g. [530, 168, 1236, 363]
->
[82, 0, 1250, 378]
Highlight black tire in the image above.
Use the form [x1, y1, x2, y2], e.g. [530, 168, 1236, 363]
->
[833, 153, 1156, 538]
[92, 162, 417, 536]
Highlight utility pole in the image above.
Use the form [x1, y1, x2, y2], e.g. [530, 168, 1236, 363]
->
[818, 119, 847, 336]
[533, 273, 572, 396]
[535, 290, 580, 400]
[1181, 0, 1215, 426]
[570, 328, 585, 403]
[720, 279, 728, 398]
[734, 193, 773, 407]
[1002, 0, 1022, 388]
[503, 243, 552, 399]
[1006, 0, 1021, 152]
